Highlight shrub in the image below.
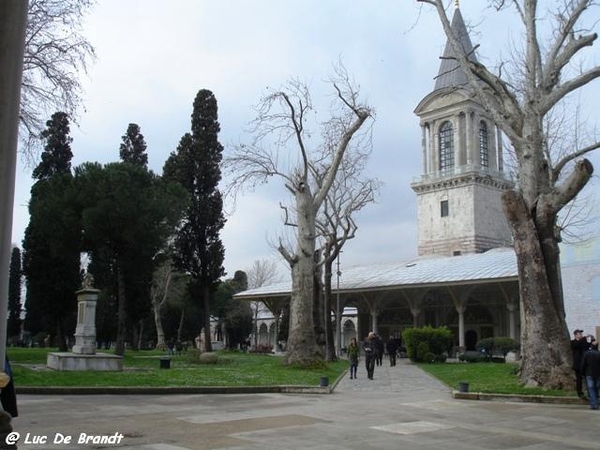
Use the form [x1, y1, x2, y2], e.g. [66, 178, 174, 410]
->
[250, 344, 273, 354]
[458, 353, 487, 363]
[199, 352, 219, 364]
[404, 326, 453, 362]
[416, 342, 431, 362]
[476, 337, 519, 362]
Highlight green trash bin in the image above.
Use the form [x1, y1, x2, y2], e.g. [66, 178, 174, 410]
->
[159, 357, 171, 369]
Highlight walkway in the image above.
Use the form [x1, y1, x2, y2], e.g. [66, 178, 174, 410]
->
[10, 359, 599, 449]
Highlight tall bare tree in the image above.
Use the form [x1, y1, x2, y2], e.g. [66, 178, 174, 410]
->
[225, 65, 373, 366]
[21, 0, 95, 155]
[419, 0, 600, 388]
[316, 149, 382, 361]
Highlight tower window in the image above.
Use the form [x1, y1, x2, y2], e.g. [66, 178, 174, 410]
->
[479, 120, 489, 168]
[441, 200, 449, 217]
[439, 121, 454, 171]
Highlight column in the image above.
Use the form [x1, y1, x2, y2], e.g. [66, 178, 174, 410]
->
[497, 125, 504, 172]
[465, 110, 473, 166]
[457, 305, 466, 348]
[421, 124, 428, 174]
[507, 301, 517, 340]
[371, 309, 379, 334]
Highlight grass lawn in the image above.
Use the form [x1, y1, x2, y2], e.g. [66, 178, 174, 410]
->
[7, 348, 348, 387]
[6, 348, 578, 396]
[419, 361, 578, 397]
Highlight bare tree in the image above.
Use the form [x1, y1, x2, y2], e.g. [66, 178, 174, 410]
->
[225, 64, 373, 366]
[316, 146, 382, 361]
[247, 259, 281, 289]
[420, 0, 600, 388]
[150, 258, 174, 351]
[150, 255, 188, 350]
[21, 0, 96, 156]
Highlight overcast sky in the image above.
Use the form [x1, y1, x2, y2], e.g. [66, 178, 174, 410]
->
[11, 0, 600, 280]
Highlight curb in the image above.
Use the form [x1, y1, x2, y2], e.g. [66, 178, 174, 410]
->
[16, 370, 348, 396]
[16, 385, 332, 395]
[452, 390, 589, 404]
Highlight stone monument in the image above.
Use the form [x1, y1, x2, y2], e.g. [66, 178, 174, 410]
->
[47, 274, 123, 371]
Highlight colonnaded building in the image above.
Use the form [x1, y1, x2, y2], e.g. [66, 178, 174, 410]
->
[234, 6, 600, 353]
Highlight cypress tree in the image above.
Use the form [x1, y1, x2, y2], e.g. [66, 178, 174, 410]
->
[163, 89, 226, 352]
[8, 247, 22, 341]
[119, 123, 148, 168]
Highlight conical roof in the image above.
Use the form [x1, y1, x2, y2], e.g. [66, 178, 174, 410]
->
[434, 7, 478, 91]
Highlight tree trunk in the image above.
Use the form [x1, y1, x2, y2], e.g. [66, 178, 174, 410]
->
[502, 190, 573, 389]
[323, 258, 337, 362]
[115, 263, 127, 356]
[313, 250, 325, 350]
[177, 306, 185, 342]
[136, 320, 143, 350]
[203, 284, 212, 353]
[154, 302, 166, 351]
[283, 188, 322, 366]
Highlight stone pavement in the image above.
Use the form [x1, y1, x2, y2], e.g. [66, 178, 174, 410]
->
[8, 359, 599, 450]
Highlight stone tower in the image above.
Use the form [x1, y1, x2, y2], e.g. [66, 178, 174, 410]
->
[412, 6, 513, 257]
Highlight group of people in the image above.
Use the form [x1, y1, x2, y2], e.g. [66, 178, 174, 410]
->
[346, 332, 403, 380]
[571, 329, 600, 410]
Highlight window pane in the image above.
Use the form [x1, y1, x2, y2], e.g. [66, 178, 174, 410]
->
[479, 121, 489, 168]
[441, 200, 449, 217]
[439, 121, 454, 171]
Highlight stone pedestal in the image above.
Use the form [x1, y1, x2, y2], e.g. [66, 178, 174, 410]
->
[46, 352, 122, 371]
[46, 279, 122, 371]
[72, 288, 99, 355]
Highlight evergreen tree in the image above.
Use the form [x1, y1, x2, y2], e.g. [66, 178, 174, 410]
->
[23, 112, 79, 350]
[8, 247, 23, 341]
[76, 162, 187, 355]
[163, 89, 226, 353]
[119, 123, 148, 168]
[32, 111, 73, 180]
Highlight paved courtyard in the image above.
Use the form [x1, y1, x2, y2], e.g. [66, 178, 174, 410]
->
[8, 360, 599, 450]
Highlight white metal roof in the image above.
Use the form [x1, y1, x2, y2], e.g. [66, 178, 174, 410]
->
[235, 247, 518, 299]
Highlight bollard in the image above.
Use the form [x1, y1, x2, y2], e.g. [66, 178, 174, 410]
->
[458, 381, 469, 393]
[319, 376, 329, 387]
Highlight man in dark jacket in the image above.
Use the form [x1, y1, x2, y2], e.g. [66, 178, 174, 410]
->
[386, 336, 399, 367]
[581, 339, 600, 410]
[571, 329, 591, 398]
[362, 332, 378, 380]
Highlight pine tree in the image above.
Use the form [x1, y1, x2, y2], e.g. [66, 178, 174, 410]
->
[32, 111, 73, 180]
[8, 247, 22, 341]
[119, 123, 148, 168]
[163, 89, 226, 353]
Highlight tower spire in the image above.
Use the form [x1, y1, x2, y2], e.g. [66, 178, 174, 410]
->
[455, 0, 459, 8]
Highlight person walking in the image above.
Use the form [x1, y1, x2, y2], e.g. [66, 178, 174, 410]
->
[581, 339, 600, 410]
[386, 336, 399, 367]
[374, 334, 384, 367]
[347, 337, 360, 379]
[571, 329, 591, 398]
[363, 332, 377, 380]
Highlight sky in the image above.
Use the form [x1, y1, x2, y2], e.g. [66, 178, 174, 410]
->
[11, 0, 600, 281]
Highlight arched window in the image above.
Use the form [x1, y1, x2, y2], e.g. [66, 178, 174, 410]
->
[479, 120, 489, 168]
[439, 121, 454, 171]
